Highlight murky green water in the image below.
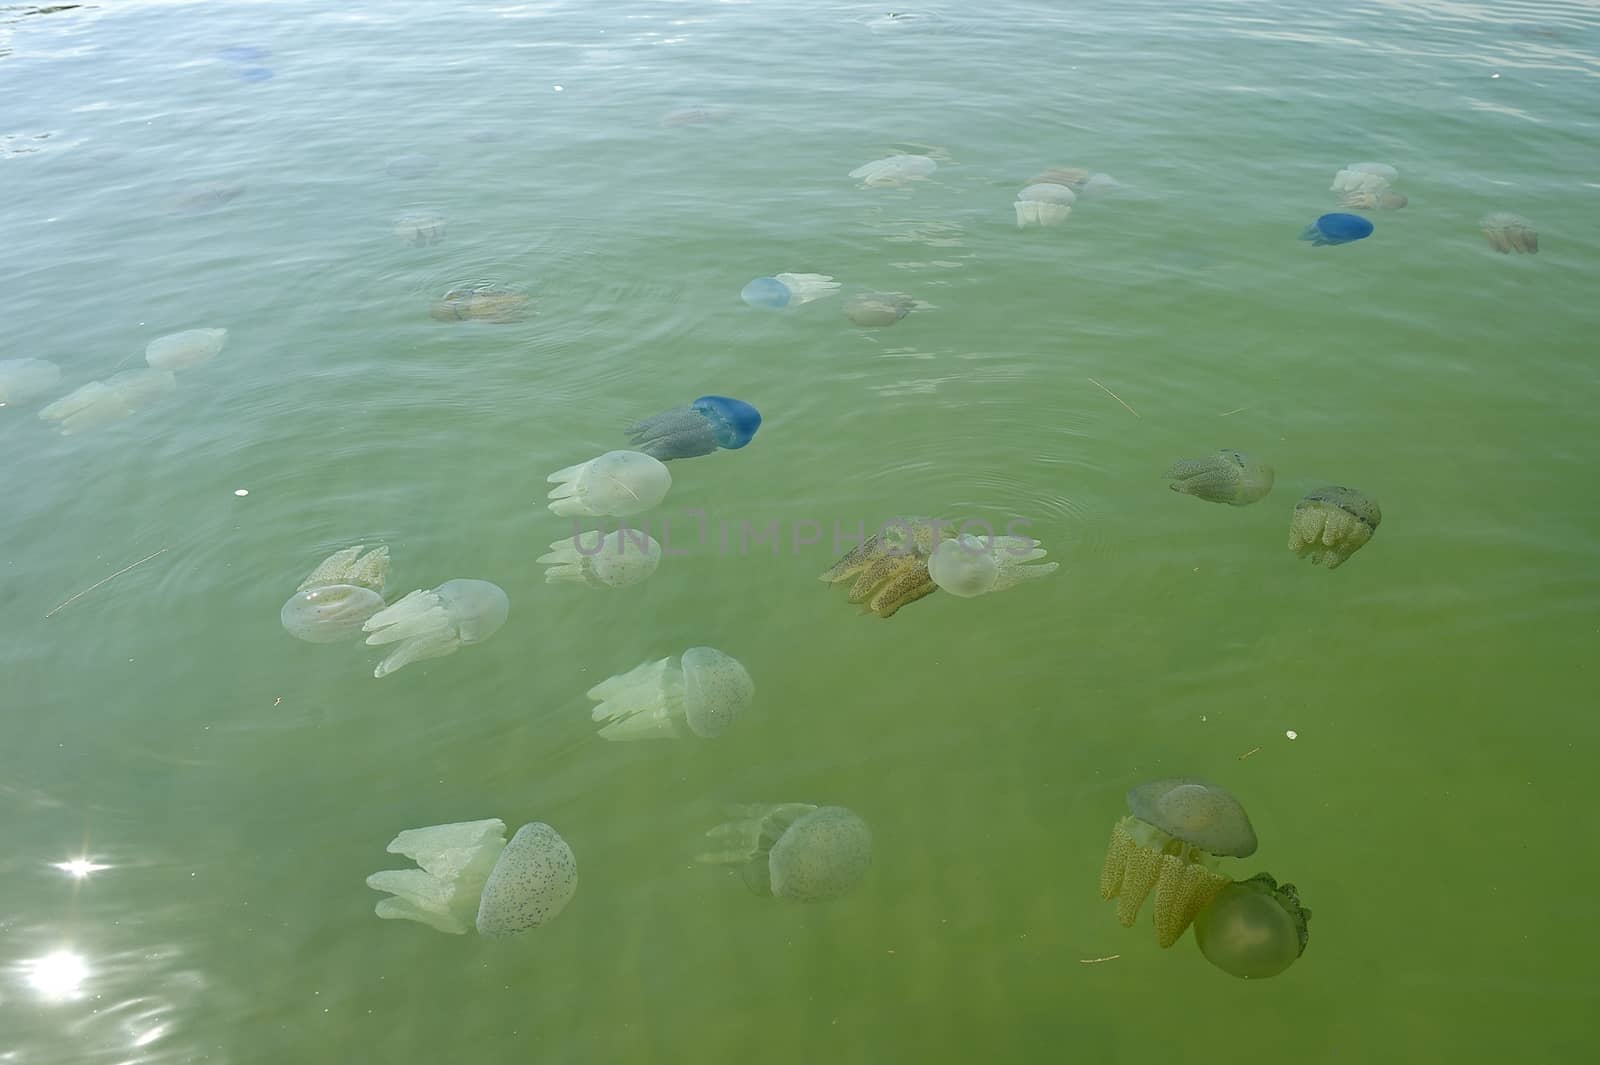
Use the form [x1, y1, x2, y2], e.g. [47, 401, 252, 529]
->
[4, 1, 1598, 1061]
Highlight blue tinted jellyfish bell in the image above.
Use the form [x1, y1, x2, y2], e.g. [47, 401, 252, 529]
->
[1195, 872, 1311, 979]
[1300, 213, 1373, 246]
[698, 804, 872, 901]
[740, 277, 791, 309]
[624, 395, 761, 460]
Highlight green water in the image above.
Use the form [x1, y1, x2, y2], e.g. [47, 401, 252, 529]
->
[4, 0, 1598, 1061]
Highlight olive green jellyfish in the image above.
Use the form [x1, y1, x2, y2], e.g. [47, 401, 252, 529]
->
[819, 516, 953, 618]
[586, 646, 754, 740]
[1480, 212, 1537, 254]
[697, 804, 871, 901]
[1099, 778, 1258, 948]
[1287, 485, 1380, 569]
[429, 285, 528, 322]
[38, 369, 176, 435]
[1166, 449, 1274, 505]
[296, 544, 389, 594]
[1194, 872, 1311, 979]
[145, 328, 227, 371]
[844, 291, 915, 326]
[927, 533, 1057, 598]
[361, 578, 509, 677]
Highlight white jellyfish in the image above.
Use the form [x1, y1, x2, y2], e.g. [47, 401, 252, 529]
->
[145, 328, 227, 371]
[362, 578, 509, 678]
[366, 819, 577, 936]
[1330, 162, 1397, 196]
[538, 528, 661, 588]
[772, 272, 842, 304]
[546, 450, 671, 517]
[927, 533, 1059, 598]
[586, 646, 754, 741]
[280, 545, 390, 643]
[38, 368, 176, 435]
[0, 358, 61, 407]
[848, 154, 937, 187]
[1014, 181, 1077, 228]
[697, 804, 872, 901]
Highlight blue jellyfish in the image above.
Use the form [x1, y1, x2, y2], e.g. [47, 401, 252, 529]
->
[739, 277, 791, 310]
[1299, 213, 1373, 246]
[625, 395, 762, 460]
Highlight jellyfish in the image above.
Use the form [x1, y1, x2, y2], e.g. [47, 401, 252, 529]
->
[386, 153, 438, 179]
[362, 578, 509, 678]
[740, 277, 790, 309]
[1480, 212, 1538, 254]
[1014, 182, 1076, 228]
[773, 273, 841, 303]
[848, 154, 937, 187]
[927, 533, 1058, 598]
[366, 818, 577, 936]
[538, 528, 662, 589]
[819, 516, 953, 618]
[586, 646, 754, 741]
[1287, 485, 1380, 569]
[697, 804, 871, 901]
[1329, 162, 1397, 195]
[1027, 167, 1089, 190]
[546, 450, 671, 517]
[1194, 872, 1311, 979]
[145, 328, 227, 371]
[1099, 778, 1258, 948]
[1337, 190, 1407, 211]
[296, 544, 390, 593]
[280, 585, 386, 643]
[430, 286, 528, 322]
[38, 369, 176, 435]
[1166, 449, 1274, 505]
[844, 292, 915, 326]
[1081, 172, 1124, 195]
[0, 358, 61, 406]
[625, 395, 761, 460]
[394, 212, 446, 246]
[1299, 213, 1373, 246]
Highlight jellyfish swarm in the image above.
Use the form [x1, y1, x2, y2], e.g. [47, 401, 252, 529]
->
[280, 545, 390, 643]
[1099, 778, 1258, 948]
[1288, 485, 1380, 569]
[0, 359, 61, 406]
[546, 450, 671, 517]
[927, 534, 1057, 598]
[1166, 450, 1274, 505]
[366, 819, 577, 936]
[625, 395, 761, 461]
[1195, 872, 1311, 979]
[1299, 213, 1373, 246]
[38, 369, 176, 435]
[145, 328, 227, 371]
[362, 578, 509, 677]
[1014, 182, 1076, 228]
[1481, 213, 1538, 254]
[698, 804, 872, 901]
[848, 154, 937, 187]
[586, 646, 754, 740]
[538, 529, 662, 589]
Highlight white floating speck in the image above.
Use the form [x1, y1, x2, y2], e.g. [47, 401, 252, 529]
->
[552, 85, 564, 92]
[234, 489, 249, 497]
[1285, 730, 1298, 740]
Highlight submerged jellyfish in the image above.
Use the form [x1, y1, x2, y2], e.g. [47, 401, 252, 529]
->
[625, 395, 761, 460]
[366, 818, 577, 936]
[740, 277, 791, 309]
[430, 286, 528, 322]
[697, 804, 871, 901]
[1099, 778, 1258, 948]
[586, 646, 754, 741]
[1195, 872, 1311, 979]
[145, 327, 228, 371]
[1014, 181, 1076, 228]
[848, 154, 937, 187]
[1330, 162, 1397, 195]
[546, 450, 671, 517]
[1299, 213, 1373, 246]
[1027, 167, 1090, 190]
[927, 534, 1058, 598]
[0, 358, 61, 406]
[538, 529, 662, 588]
[1338, 189, 1407, 211]
[1166, 449, 1274, 505]
[844, 291, 915, 327]
[1480, 212, 1538, 254]
[394, 212, 446, 246]
[281, 585, 385, 643]
[1288, 485, 1380, 569]
[362, 578, 509, 678]
[38, 369, 176, 435]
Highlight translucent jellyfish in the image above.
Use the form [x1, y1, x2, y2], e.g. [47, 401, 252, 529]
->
[145, 328, 227, 371]
[546, 450, 671, 517]
[393, 212, 446, 246]
[1165, 449, 1274, 505]
[698, 804, 871, 901]
[1337, 190, 1407, 211]
[1014, 181, 1076, 228]
[430, 286, 528, 322]
[0, 358, 61, 406]
[848, 154, 937, 187]
[927, 533, 1057, 598]
[1299, 213, 1373, 246]
[1099, 778, 1258, 948]
[366, 818, 577, 936]
[740, 277, 791, 309]
[538, 528, 662, 589]
[1481, 212, 1538, 254]
[38, 369, 175, 435]
[1287, 485, 1380, 569]
[844, 292, 915, 326]
[296, 544, 390, 594]
[773, 273, 841, 304]
[586, 646, 754, 741]
[1027, 167, 1089, 190]
[280, 585, 385, 643]
[1194, 872, 1311, 979]
[626, 395, 761, 460]
[1329, 162, 1397, 195]
[362, 578, 509, 678]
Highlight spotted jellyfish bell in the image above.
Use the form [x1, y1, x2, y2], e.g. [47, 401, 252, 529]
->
[697, 804, 872, 901]
[538, 528, 662, 589]
[586, 646, 754, 741]
[279, 545, 391, 643]
[362, 578, 509, 677]
[1287, 485, 1380, 569]
[927, 533, 1058, 598]
[1014, 182, 1076, 227]
[625, 395, 762, 461]
[38, 368, 176, 435]
[145, 328, 227, 372]
[546, 449, 671, 517]
[848, 153, 937, 187]
[1166, 449, 1274, 505]
[1194, 872, 1312, 979]
[1299, 212, 1373, 247]
[0, 358, 61, 407]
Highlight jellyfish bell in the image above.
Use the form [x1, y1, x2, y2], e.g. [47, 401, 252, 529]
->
[848, 154, 937, 187]
[1480, 212, 1538, 254]
[475, 822, 579, 936]
[145, 328, 228, 371]
[844, 292, 914, 326]
[362, 578, 509, 678]
[927, 533, 1058, 598]
[538, 529, 662, 589]
[1330, 162, 1397, 194]
[38, 368, 176, 435]
[1026, 167, 1089, 190]
[1099, 778, 1257, 948]
[280, 584, 385, 643]
[1288, 485, 1380, 569]
[740, 277, 791, 309]
[1166, 449, 1274, 505]
[625, 395, 761, 460]
[1014, 181, 1077, 228]
[1299, 213, 1373, 246]
[546, 449, 671, 517]
[1017, 182, 1077, 206]
[690, 395, 761, 448]
[1195, 872, 1311, 979]
[772, 273, 841, 304]
[587, 646, 754, 740]
[698, 804, 871, 901]
[0, 358, 61, 406]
